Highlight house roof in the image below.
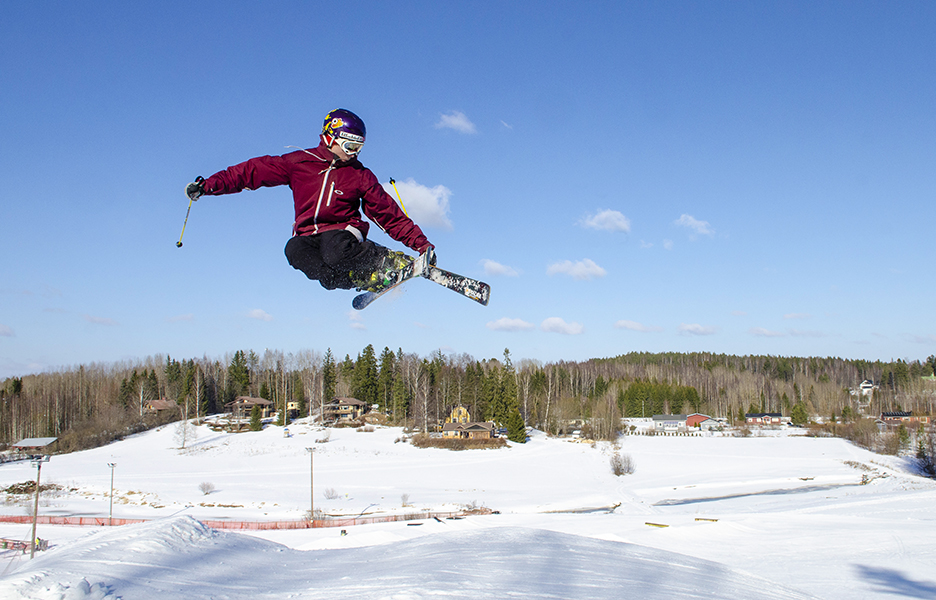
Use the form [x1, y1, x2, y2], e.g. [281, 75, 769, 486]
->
[882, 411, 912, 418]
[745, 413, 782, 418]
[462, 422, 494, 431]
[327, 397, 366, 407]
[147, 399, 177, 411]
[12, 437, 58, 449]
[652, 414, 688, 421]
[443, 421, 494, 432]
[227, 396, 273, 407]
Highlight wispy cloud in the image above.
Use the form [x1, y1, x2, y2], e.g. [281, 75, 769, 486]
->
[487, 317, 535, 332]
[84, 315, 118, 326]
[481, 259, 520, 277]
[750, 327, 785, 338]
[674, 214, 714, 237]
[247, 309, 273, 322]
[732, 310, 748, 317]
[789, 329, 828, 338]
[615, 320, 663, 333]
[547, 259, 606, 280]
[435, 110, 477, 134]
[783, 313, 812, 320]
[679, 323, 717, 336]
[347, 310, 365, 331]
[383, 178, 453, 230]
[541, 317, 584, 335]
[663, 239, 674, 250]
[167, 314, 194, 323]
[0, 324, 13, 337]
[580, 209, 631, 233]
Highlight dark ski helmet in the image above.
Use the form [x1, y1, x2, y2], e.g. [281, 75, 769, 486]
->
[322, 108, 366, 156]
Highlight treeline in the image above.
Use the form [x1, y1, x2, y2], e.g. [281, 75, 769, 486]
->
[1, 349, 934, 451]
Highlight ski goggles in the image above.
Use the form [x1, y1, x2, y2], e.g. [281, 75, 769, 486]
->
[339, 139, 364, 155]
[336, 132, 365, 156]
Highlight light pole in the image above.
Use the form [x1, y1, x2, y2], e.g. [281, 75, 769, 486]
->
[12, 437, 56, 560]
[29, 455, 49, 559]
[305, 447, 314, 524]
[107, 463, 117, 526]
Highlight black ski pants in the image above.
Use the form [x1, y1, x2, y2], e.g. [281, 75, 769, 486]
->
[285, 230, 385, 290]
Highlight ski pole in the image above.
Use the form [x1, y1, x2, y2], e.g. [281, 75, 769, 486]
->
[388, 178, 409, 217]
[176, 197, 193, 248]
[177, 176, 204, 248]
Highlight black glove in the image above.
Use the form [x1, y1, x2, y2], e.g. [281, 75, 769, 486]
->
[185, 176, 205, 201]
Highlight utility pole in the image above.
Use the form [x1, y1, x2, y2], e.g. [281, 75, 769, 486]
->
[108, 463, 117, 526]
[305, 447, 314, 524]
[13, 438, 57, 560]
[29, 455, 48, 559]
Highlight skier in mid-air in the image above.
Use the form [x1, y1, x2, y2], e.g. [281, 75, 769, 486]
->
[185, 108, 434, 293]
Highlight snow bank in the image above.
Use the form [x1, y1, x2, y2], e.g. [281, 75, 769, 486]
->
[0, 515, 817, 600]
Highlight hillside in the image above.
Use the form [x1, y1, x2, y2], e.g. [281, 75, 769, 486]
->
[1, 420, 935, 598]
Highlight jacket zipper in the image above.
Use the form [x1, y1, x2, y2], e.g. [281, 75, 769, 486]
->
[312, 165, 334, 233]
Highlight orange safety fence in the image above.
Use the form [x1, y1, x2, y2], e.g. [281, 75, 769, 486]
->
[0, 510, 475, 530]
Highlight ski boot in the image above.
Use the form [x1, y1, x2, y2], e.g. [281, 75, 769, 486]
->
[351, 250, 414, 293]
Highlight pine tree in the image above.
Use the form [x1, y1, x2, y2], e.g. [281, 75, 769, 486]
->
[322, 349, 336, 403]
[352, 344, 378, 406]
[377, 347, 395, 412]
[227, 350, 250, 401]
[249, 404, 262, 431]
[791, 402, 808, 426]
[506, 406, 526, 443]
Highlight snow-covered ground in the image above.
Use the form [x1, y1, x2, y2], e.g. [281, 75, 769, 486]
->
[1, 420, 934, 599]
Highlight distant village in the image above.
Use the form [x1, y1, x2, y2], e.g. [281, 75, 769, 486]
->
[191, 376, 930, 440]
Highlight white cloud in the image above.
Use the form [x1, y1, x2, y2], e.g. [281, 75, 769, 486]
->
[663, 239, 674, 250]
[383, 178, 453, 230]
[674, 214, 714, 237]
[732, 310, 748, 317]
[615, 320, 663, 333]
[247, 309, 273, 322]
[167, 314, 194, 323]
[347, 310, 366, 331]
[0, 324, 13, 337]
[435, 110, 477, 134]
[486, 317, 535, 332]
[750, 327, 785, 338]
[580, 209, 631, 233]
[84, 315, 118, 326]
[546, 259, 606, 280]
[783, 313, 812, 320]
[541, 317, 584, 335]
[481, 259, 520, 277]
[500, 120, 513, 130]
[790, 329, 828, 338]
[679, 323, 717, 336]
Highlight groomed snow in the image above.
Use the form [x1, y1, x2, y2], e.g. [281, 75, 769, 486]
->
[1, 420, 934, 599]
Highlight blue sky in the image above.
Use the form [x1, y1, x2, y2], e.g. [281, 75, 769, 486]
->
[2, 1, 935, 378]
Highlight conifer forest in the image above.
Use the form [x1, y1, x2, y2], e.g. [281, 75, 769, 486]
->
[2, 347, 935, 452]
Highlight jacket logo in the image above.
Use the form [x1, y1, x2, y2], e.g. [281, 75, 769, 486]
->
[333, 189, 344, 195]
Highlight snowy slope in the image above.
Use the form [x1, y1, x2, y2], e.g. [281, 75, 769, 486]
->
[1, 420, 935, 599]
[0, 516, 818, 600]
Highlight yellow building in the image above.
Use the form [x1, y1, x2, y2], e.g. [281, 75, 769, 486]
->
[446, 405, 471, 425]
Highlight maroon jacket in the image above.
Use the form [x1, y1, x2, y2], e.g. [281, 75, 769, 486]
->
[202, 140, 432, 253]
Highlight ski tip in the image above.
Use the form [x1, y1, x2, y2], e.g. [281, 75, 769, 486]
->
[352, 293, 375, 310]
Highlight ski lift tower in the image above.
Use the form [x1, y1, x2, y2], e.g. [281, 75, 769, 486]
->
[12, 437, 57, 559]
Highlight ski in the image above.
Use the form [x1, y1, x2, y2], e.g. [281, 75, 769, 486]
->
[422, 264, 490, 306]
[351, 252, 429, 310]
[352, 258, 490, 310]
